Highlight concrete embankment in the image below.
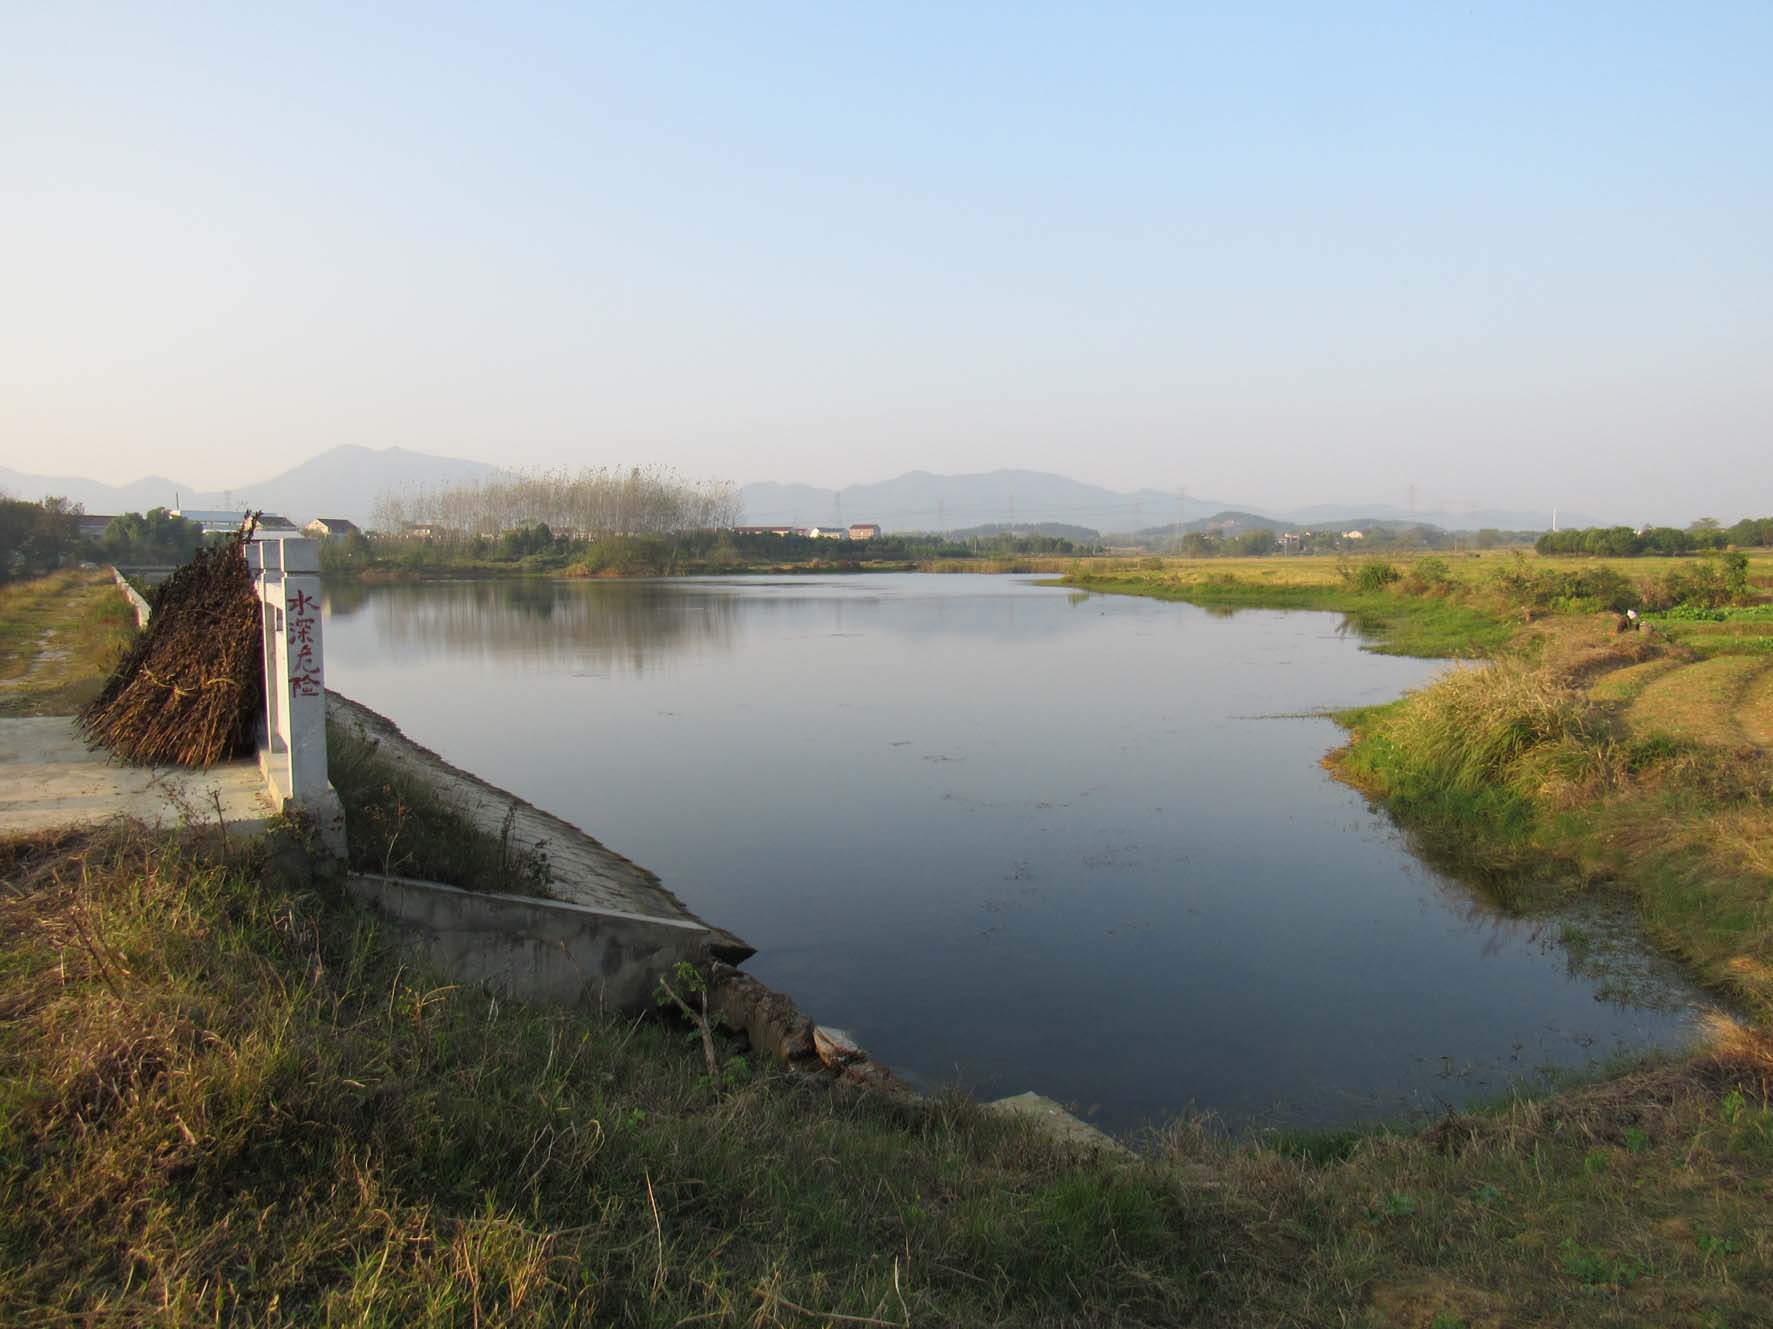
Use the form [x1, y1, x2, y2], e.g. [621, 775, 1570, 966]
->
[327, 691, 1115, 1146]
[327, 691, 752, 961]
[107, 567, 154, 628]
[343, 871, 717, 1014]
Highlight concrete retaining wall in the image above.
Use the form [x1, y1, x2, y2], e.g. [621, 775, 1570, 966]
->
[330, 692, 752, 960]
[108, 567, 153, 627]
[344, 872, 713, 1013]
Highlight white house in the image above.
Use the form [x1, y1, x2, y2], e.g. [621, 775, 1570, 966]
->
[304, 517, 362, 538]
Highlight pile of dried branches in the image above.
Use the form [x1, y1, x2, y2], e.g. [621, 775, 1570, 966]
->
[81, 522, 265, 767]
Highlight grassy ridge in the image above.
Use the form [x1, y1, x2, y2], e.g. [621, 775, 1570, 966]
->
[1062, 554, 1773, 1020]
[1058, 568, 1514, 657]
[0, 568, 138, 716]
[1334, 623, 1773, 1022]
[4, 825, 1772, 1326]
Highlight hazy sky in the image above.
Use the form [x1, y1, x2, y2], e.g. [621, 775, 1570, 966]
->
[4, 2, 1769, 521]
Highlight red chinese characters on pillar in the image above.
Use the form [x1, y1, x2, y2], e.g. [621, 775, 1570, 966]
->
[286, 588, 324, 697]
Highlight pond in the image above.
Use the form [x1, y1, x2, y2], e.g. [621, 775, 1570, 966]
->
[322, 573, 1703, 1134]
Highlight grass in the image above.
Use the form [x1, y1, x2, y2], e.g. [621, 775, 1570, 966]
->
[3, 823, 1772, 1326]
[1624, 656, 1772, 748]
[1057, 560, 1515, 657]
[1335, 618, 1773, 1019]
[327, 722, 554, 894]
[0, 568, 138, 716]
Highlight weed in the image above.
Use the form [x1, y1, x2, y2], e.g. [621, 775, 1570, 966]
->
[1695, 1229, 1741, 1262]
[1559, 1238, 1648, 1287]
[1369, 1191, 1418, 1220]
[327, 723, 554, 894]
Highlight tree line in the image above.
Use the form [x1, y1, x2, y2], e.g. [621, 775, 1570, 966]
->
[1, 498, 212, 582]
[1158, 526, 1539, 557]
[370, 466, 739, 541]
[1536, 517, 1773, 557]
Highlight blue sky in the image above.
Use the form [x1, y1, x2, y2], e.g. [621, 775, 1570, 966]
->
[3, 2, 1769, 520]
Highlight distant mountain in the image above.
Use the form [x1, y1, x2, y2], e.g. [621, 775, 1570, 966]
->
[741, 470, 1589, 535]
[740, 470, 1237, 534]
[7, 451, 1597, 536]
[1181, 510, 1291, 536]
[942, 521, 1102, 542]
[1272, 502, 1591, 532]
[0, 467, 201, 518]
[231, 446, 500, 528]
[0, 445, 501, 530]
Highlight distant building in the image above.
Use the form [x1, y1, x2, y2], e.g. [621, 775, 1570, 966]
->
[172, 508, 298, 540]
[1341, 529, 1365, 541]
[1276, 531, 1302, 551]
[304, 520, 363, 542]
[732, 525, 802, 537]
[304, 517, 362, 539]
[806, 526, 846, 539]
[76, 515, 116, 542]
[172, 508, 254, 535]
[847, 523, 881, 540]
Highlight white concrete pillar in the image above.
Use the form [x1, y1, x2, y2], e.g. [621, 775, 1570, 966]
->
[246, 537, 346, 857]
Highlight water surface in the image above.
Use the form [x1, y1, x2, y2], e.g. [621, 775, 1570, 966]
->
[323, 574, 1701, 1132]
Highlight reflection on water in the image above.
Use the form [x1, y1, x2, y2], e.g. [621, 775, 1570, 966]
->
[328, 578, 743, 675]
[323, 574, 1706, 1133]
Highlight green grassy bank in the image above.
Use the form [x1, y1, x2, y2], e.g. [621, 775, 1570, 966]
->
[4, 824, 1771, 1327]
[1058, 568, 1513, 657]
[1062, 556, 1773, 1023]
[1334, 621, 1773, 1025]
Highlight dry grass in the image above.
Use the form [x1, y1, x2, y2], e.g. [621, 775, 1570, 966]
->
[1625, 655, 1772, 749]
[0, 568, 138, 717]
[1739, 666, 1773, 748]
[1589, 656, 1684, 703]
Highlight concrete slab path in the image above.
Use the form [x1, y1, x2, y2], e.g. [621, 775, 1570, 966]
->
[0, 716, 276, 838]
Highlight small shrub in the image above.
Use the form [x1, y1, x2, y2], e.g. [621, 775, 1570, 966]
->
[1346, 560, 1401, 592]
[1490, 558, 1641, 614]
[1662, 552, 1753, 611]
